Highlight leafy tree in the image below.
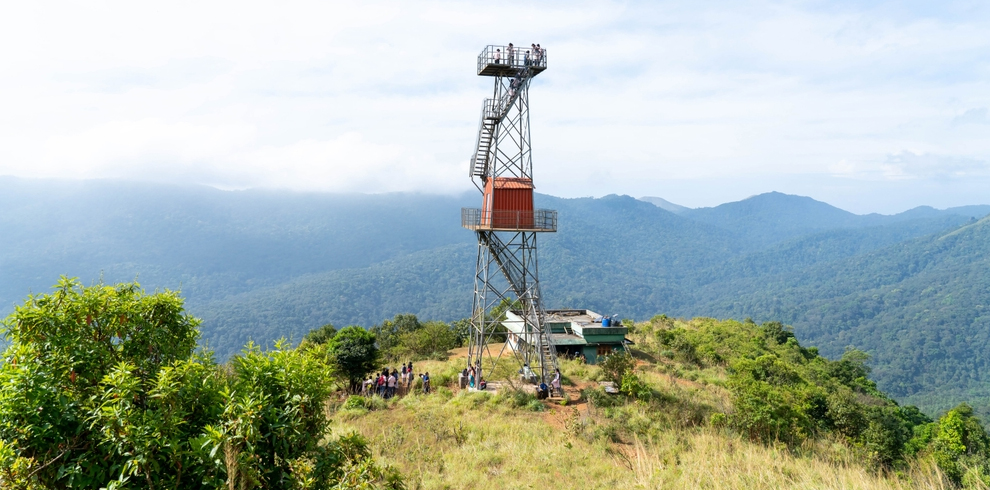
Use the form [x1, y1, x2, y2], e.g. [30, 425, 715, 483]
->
[371, 314, 468, 362]
[760, 321, 795, 345]
[206, 340, 400, 490]
[393, 321, 458, 361]
[327, 327, 380, 392]
[370, 314, 421, 354]
[303, 323, 338, 345]
[450, 318, 471, 348]
[0, 277, 209, 488]
[907, 403, 990, 486]
[0, 279, 402, 490]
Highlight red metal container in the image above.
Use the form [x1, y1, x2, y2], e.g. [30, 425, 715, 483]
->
[481, 177, 534, 229]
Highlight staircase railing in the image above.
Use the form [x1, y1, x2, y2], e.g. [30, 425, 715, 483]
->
[469, 68, 535, 179]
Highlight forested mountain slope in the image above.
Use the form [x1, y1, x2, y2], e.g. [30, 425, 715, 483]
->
[696, 215, 990, 413]
[0, 177, 474, 311]
[2, 177, 988, 415]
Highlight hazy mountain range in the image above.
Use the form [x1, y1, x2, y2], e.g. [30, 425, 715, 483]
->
[2, 176, 989, 415]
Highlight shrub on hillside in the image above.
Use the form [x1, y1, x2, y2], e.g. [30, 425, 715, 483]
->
[372, 314, 465, 362]
[598, 353, 636, 386]
[583, 387, 623, 408]
[906, 403, 990, 487]
[640, 317, 935, 470]
[620, 372, 654, 402]
[0, 278, 402, 490]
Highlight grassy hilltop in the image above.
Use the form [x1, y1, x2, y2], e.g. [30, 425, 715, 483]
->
[331, 316, 990, 490]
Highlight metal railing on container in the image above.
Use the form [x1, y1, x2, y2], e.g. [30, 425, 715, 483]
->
[461, 208, 557, 232]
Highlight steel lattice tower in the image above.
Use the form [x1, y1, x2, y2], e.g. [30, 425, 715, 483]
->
[461, 45, 558, 385]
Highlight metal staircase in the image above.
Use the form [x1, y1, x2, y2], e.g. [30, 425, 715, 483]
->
[469, 68, 534, 179]
[479, 231, 559, 380]
[469, 103, 496, 178]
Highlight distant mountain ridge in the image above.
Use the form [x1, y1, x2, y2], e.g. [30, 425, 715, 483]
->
[639, 196, 690, 214]
[2, 176, 989, 415]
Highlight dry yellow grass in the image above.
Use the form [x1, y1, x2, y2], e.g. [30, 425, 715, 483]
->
[329, 355, 956, 490]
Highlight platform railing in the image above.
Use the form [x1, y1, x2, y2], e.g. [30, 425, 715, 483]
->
[481, 98, 499, 120]
[477, 45, 547, 73]
[462, 208, 557, 232]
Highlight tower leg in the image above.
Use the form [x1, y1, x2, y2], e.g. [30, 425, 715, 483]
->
[468, 231, 559, 386]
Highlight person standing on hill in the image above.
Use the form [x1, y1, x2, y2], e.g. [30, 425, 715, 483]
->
[423, 372, 431, 394]
[550, 368, 561, 397]
[387, 371, 397, 398]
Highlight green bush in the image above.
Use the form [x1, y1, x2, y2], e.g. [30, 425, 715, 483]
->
[343, 395, 369, 410]
[373, 314, 463, 362]
[908, 404, 990, 486]
[583, 387, 623, 408]
[0, 278, 403, 490]
[496, 389, 540, 410]
[525, 400, 546, 412]
[432, 372, 454, 388]
[620, 372, 653, 402]
[598, 353, 636, 385]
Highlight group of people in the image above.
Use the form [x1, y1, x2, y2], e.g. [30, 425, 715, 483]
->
[492, 42, 545, 67]
[361, 361, 563, 401]
[461, 363, 486, 391]
[361, 362, 433, 398]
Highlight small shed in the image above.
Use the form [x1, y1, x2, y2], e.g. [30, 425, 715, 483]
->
[502, 309, 631, 364]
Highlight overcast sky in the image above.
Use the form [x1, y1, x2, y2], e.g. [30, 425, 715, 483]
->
[1, 1, 988, 214]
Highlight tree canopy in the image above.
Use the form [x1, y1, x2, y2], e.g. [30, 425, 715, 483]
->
[0, 278, 401, 489]
[327, 326, 380, 390]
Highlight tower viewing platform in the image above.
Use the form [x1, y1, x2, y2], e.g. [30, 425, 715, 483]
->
[462, 176, 557, 232]
[461, 208, 558, 232]
[477, 44, 547, 77]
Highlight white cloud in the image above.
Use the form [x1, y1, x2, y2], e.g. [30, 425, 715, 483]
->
[882, 151, 990, 180]
[953, 107, 990, 125]
[0, 1, 988, 211]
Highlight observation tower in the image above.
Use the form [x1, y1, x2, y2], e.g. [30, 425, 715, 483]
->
[461, 44, 558, 385]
